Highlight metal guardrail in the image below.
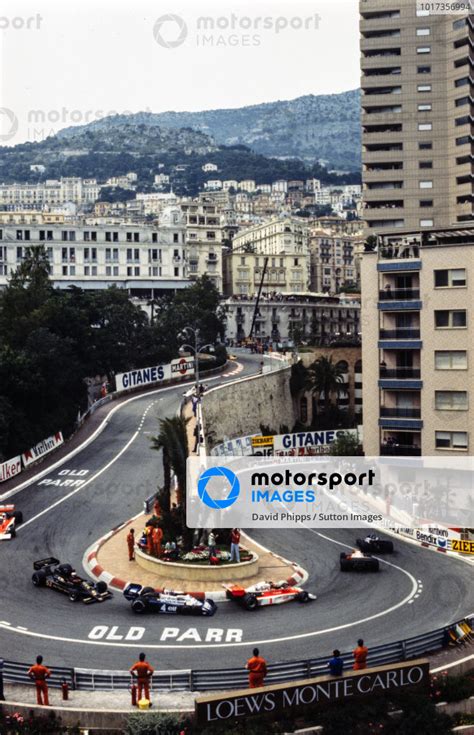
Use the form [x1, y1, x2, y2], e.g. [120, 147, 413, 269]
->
[1, 616, 471, 693]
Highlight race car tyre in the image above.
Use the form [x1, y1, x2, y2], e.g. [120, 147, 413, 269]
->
[340, 559, 351, 572]
[58, 563, 74, 576]
[131, 599, 148, 614]
[69, 590, 80, 602]
[382, 541, 394, 554]
[13, 511, 23, 525]
[296, 591, 310, 603]
[95, 581, 108, 594]
[201, 600, 218, 617]
[32, 570, 47, 587]
[368, 559, 380, 572]
[10, 527, 16, 538]
[140, 587, 155, 596]
[340, 552, 347, 559]
[243, 593, 258, 610]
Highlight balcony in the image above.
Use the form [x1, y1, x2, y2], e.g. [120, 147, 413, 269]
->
[380, 445, 421, 456]
[380, 367, 421, 379]
[379, 288, 420, 301]
[380, 407, 421, 418]
[379, 328, 420, 339]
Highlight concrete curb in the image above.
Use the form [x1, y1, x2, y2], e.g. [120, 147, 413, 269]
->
[83, 520, 310, 602]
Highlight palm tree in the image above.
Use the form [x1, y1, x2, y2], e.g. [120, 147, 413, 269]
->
[151, 415, 189, 513]
[307, 356, 345, 415]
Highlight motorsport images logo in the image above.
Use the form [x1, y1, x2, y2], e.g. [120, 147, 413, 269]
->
[198, 466, 240, 510]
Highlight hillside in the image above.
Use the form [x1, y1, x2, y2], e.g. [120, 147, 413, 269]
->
[56, 89, 361, 171]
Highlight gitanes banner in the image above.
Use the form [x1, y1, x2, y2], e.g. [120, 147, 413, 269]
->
[115, 358, 194, 392]
[0, 455, 22, 483]
[22, 432, 64, 468]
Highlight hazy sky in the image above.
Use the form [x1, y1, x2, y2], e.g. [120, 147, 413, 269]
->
[0, 0, 360, 146]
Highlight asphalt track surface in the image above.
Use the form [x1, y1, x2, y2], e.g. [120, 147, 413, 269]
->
[1, 352, 473, 673]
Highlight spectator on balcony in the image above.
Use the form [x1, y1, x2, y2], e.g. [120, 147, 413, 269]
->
[384, 284, 393, 299]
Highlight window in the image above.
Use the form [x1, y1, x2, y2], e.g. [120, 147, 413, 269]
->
[418, 123, 432, 131]
[417, 28, 430, 36]
[416, 8, 430, 15]
[455, 77, 469, 87]
[419, 142, 432, 150]
[420, 180, 433, 188]
[419, 161, 433, 168]
[435, 431, 468, 450]
[435, 351, 467, 370]
[417, 47, 431, 54]
[435, 309, 467, 328]
[418, 104, 432, 111]
[456, 115, 470, 126]
[435, 391, 468, 410]
[420, 199, 433, 207]
[455, 97, 470, 107]
[435, 268, 466, 287]
[417, 84, 432, 93]
[453, 18, 466, 30]
[420, 219, 434, 227]
[417, 65, 431, 73]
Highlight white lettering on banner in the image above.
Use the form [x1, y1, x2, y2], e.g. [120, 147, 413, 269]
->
[22, 432, 64, 467]
[0, 455, 22, 483]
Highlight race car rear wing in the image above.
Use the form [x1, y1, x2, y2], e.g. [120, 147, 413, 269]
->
[33, 557, 60, 570]
[0, 505, 15, 513]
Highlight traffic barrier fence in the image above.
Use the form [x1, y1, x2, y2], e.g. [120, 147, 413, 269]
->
[1, 615, 471, 692]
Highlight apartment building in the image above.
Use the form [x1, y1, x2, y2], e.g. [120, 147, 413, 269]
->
[362, 224, 474, 456]
[0, 177, 101, 208]
[360, 1, 473, 232]
[0, 208, 189, 296]
[179, 198, 223, 292]
[225, 293, 360, 345]
[308, 229, 359, 292]
[224, 217, 310, 296]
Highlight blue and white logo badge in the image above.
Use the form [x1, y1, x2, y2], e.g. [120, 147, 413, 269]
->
[198, 467, 240, 510]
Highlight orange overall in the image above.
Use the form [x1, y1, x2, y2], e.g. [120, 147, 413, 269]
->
[28, 664, 51, 705]
[353, 645, 368, 670]
[152, 526, 163, 557]
[246, 656, 267, 688]
[127, 531, 135, 561]
[130, 660, 154, 702]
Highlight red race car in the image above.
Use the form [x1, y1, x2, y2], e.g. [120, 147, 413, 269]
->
[0, 505, 23, 540]
[223, 580, 316, 610]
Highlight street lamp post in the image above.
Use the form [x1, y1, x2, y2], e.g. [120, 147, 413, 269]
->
[179, 327, 215, 453]
[179, 326, 214, 397]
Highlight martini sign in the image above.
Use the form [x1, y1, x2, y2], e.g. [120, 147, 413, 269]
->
[171, 357, 195, 377]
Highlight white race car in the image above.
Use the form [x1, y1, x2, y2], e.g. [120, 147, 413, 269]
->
[223, 580, 316, 610]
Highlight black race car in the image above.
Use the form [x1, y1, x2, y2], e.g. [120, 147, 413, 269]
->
[340, 551, 379, 572]
[32, 557, 112, 603]
[123, 583, 217, 616]
[356, 535, 394, 554]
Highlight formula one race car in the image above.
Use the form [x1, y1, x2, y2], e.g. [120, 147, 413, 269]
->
[356, 534, 394, 554]
[32, 558, 112, 603]
[223, 581, 317, 610]
[0, 505, 23, 539]
[123, 583, 217, 616]
[340, 551, 379, 572]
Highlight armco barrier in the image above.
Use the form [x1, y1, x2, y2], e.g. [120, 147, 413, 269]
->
[1, 616, 470, 693]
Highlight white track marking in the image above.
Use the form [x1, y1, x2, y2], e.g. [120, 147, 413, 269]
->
[18, 431, 139, 530]
[0, 363, 248, 502]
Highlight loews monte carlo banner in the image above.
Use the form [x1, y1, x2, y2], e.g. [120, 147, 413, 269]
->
[196, 660, 430, 725]
[115, 357, 194, 392]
